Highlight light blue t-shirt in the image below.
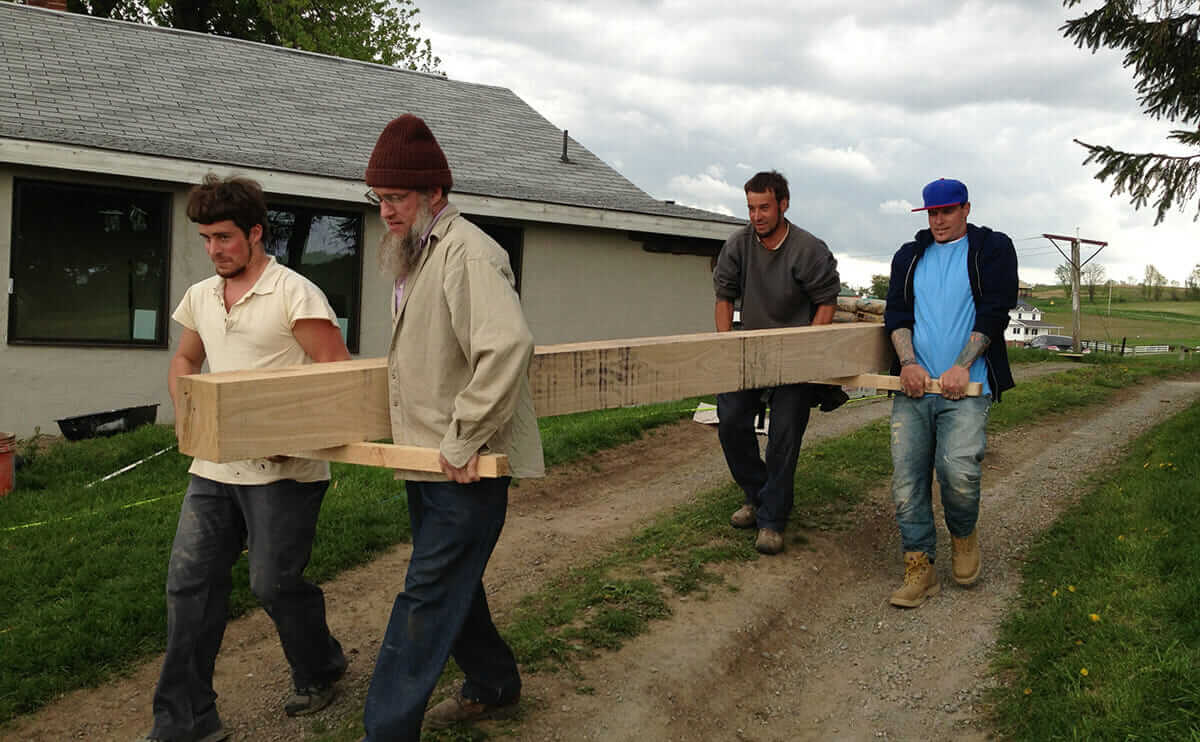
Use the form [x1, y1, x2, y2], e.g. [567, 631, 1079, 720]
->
[912, 235, 991, 396]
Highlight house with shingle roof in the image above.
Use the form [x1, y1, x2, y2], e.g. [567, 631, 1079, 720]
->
[0, 2, 742, 435]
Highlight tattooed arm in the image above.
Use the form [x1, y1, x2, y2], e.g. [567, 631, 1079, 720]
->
[891, 328, 929, 398]
[941, 331, 991, 399]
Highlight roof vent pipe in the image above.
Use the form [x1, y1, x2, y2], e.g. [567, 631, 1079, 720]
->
[560, 130, 570, 163]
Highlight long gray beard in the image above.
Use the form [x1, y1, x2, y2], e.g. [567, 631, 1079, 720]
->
[378, 200, 435, 282]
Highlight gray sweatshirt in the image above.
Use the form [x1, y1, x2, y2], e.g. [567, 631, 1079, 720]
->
[713, 221, 841, 330]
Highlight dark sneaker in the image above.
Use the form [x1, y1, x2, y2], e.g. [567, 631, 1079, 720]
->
[730, 504, 756, 529]
[755, 528, 784, 555]
[135, 725, 230, 742]
[425, 694, 519, 729]
[285, 658, 347, 717]
[285, 684, 338, 717]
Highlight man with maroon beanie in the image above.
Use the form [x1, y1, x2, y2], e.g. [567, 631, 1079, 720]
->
[360, 114, 544, 741]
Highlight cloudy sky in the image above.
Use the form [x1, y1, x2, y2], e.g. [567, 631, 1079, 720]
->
[416, 0, 1196, 290]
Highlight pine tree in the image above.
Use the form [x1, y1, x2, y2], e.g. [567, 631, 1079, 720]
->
[1062, 0, 1200, 224]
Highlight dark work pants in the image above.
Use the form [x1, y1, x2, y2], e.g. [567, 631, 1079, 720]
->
[363, 477, 520, 742]
[717, 383, 815, 532]
[150, 476, 346, 741]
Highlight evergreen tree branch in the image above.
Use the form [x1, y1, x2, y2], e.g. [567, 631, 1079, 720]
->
[1075, 138, 1200, 224]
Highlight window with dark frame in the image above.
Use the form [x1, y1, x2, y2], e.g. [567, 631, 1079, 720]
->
[8, 179, 171, 347]
[266, 204, 364, 353]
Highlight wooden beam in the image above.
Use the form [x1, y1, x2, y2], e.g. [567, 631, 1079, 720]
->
[529, 324, 891, 417]
[175, 358, 391, 464]
[819, 373, 982, 397]
[292, 442, 510, 477]
[177, 324, 893, 465]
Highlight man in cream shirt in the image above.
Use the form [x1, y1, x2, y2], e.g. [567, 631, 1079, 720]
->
[140, 175, 350, 742]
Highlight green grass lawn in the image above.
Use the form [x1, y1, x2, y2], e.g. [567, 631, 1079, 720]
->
[989, 401, 1200, 741]
[0, 398, 699, 725]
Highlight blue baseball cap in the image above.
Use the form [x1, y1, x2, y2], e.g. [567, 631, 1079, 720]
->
[912, 178, 968, 211]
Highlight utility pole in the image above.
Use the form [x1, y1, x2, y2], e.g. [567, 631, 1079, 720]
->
[1043, 232, 1107, 352]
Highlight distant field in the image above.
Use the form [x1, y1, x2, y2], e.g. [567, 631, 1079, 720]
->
[1030, 298, 1200, 347]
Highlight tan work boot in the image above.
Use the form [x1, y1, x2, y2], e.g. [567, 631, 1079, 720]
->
[890, 551, 940, 608]
[755, 527, 784, 555]
[730, 504, 756, 529]
[952, 530, 981, 586]
[425, 694, 519, 730]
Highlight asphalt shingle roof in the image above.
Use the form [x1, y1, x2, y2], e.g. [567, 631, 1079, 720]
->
[0, 4, 740, 226]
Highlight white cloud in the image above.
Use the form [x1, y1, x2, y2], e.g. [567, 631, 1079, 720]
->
[879, 199, 914, 215]
[665, 172, 743, 216]
[792, 146, 882, 182]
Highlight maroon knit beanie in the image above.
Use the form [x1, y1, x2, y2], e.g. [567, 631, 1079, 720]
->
[365, 114, 453, 190]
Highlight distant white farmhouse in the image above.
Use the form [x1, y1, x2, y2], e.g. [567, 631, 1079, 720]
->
[1004, 301, 1063, 344]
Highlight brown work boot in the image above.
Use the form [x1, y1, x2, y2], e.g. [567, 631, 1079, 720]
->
[755, 527, 784, 555]
[730, 504, 756, 529]
[425, 694, 519, 730]
[952, 530, 981, 586]
[890, 551, 940, 608]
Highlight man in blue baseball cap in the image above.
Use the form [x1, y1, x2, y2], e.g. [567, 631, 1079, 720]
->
[882, 178, 1018, 608]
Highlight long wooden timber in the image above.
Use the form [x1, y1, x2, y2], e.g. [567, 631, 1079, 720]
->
[820, 373, 983, 397]
[291, 442, 511, 477]
[176, 323, 893, 470]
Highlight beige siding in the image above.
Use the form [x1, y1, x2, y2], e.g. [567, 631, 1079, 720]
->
[519, 223, 716, 344]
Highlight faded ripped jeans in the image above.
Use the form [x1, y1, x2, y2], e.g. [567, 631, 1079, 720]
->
[717, 383, 815, 532]
[363, 477, 520, 742]
[890, 394, 991, 561]
[151, 476, 346, 741]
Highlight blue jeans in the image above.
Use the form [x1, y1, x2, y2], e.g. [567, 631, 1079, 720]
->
[151, 476, 346, 741]
[890, 394, 990, 560]
[717, 384, 814, 532]
[363, 477, 520, 742]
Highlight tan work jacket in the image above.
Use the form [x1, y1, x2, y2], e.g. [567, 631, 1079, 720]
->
[387, 204, 544, 481]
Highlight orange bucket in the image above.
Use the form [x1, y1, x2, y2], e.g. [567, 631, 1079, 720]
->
[0, 432, 14, 496]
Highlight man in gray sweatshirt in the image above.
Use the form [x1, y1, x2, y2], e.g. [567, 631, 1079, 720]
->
[712, 170, 841, 554]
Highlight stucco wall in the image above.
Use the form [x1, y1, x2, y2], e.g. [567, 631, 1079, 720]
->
[519, 222, 716, 345]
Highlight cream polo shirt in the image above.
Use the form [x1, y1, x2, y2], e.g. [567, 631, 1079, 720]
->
[172, 256, 339, 485]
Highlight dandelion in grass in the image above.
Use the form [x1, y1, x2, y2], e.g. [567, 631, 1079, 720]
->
[1089, 613, 1100, 622]
[1075, 640, 1083, 645]
[1080, 668, 1089, 677]
[1118, 535, 1125, 542]
[1024, 687, 1032, 696]
[1052, 589, 1059, 597]
[1068, 585, 1076, 592]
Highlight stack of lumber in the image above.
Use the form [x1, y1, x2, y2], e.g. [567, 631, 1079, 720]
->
[835, 296, 886, 323]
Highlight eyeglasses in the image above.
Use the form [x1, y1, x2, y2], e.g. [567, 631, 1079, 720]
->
[364, 189, 413, 207]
